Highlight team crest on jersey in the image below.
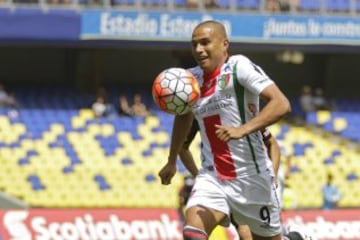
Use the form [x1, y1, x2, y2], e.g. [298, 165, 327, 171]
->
[217, 74, 230, 89]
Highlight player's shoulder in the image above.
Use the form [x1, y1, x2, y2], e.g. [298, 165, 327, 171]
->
[228, 54, 252, 65]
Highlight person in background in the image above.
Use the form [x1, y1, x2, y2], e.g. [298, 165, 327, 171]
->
[92, 96, 111, 118]
[299, 85, 315, 120]
[131, 93, 150, 117]
[118, 95, 134, 117]
[322, 173, 342, 210]
[312, 88, 331, 111]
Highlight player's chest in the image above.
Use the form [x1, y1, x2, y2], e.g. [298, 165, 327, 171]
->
[199, 72, 234, 98]
[193, 77, 236, 116]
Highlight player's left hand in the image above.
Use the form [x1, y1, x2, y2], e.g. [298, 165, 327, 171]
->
[214, 125, 244, 142]
[158, 162, 177, 185]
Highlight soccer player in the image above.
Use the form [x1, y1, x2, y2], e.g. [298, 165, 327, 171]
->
[179, 119, 281, 240]
[158, 20, 313, 240]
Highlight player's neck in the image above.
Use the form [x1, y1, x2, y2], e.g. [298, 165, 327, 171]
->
[203, 67, 221, 81]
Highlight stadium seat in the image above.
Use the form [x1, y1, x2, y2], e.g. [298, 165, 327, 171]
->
[236, 0, 259, 9]
[299, 0, 321, 11]
[174, 0, 186, 7]
[1, 87, 360, 209]
[326, 0, 350, 11]
[217, 0, 230, 8]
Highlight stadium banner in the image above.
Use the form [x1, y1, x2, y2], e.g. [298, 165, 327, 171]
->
[0, 8, 80, 40]
[282, 209, 360, 240]
[81, 10, 360, 45]
[0, 208, 182, 240]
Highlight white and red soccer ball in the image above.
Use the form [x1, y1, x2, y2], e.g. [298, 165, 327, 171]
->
[152, 68, 200, 115]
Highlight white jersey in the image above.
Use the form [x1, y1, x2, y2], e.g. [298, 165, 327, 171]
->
[189, 55, 274, 180]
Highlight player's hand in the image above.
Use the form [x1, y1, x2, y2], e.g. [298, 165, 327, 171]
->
[158, 162, 177, 185]
[214, 125, 244, 142]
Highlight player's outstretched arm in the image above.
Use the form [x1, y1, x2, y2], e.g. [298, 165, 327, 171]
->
[159, 112, 194, 185]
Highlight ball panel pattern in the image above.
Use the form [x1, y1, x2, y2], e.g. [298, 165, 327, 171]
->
[152, 68, 200, 115]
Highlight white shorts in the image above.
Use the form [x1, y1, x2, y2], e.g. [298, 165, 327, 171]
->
[186, 168, 282, 237]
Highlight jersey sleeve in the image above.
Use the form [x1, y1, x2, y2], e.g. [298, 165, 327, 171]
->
[234, 55, 274, 95]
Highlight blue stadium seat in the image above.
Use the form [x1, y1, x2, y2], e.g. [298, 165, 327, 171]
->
[300, 0, 321, 10]
[218, 0, 230, 8]
[142, 0, 167, 5]
[236, 0, 259, 9]
[174, 0, 186, 6]
[326, 0, 350, 11]
[94, 174, 111, 190]
[356, 0, 360, 11]
[27, 174, 45, 191]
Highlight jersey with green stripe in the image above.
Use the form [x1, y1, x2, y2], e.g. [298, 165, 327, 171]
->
[188, 54, 274, 180]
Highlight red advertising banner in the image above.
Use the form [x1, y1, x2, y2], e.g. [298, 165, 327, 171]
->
[0, 208, 182, 240]
[2, 208, 358, 240]
[282, 209, 360, 240]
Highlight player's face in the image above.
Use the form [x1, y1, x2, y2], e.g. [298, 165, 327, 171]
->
[191, 25, 229, 73]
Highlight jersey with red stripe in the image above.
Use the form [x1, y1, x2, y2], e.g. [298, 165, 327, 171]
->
[188, 55, 274, 180]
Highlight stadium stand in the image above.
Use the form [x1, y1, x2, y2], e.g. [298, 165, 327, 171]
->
[0, 88, 359, 209]
[2, 0, 360, 13]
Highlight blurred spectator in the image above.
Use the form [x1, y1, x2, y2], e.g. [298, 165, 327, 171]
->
[0, 84, 19, 109]
[299, 85, 315, 117]
[0, 84, 9, 107]
[205, 0, 219, 9]
[322, 173, 342, 210]
[313, 87, 331, 110]
[278, 0, 290, 11]
[118, 95, 133, 117]
[185, 0, 197, 8]
[266, 0, 280, 12]
[92, 96, 111, 118]
[5, 92, 19, 109]
[131, 93, 150, 117]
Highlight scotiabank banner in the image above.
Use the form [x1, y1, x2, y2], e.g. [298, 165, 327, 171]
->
[282, 209, 360, 240]
[0, 208, 182, 240]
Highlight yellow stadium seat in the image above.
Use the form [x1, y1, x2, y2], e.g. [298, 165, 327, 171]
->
[333, 117, 348, 132]
[317, 110, 331, 124]
[101, 124, 115, 137]
[145, 116, 160, 128]
[79, 109, 94, 119]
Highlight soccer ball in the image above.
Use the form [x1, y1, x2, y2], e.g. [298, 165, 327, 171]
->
[152, 67, 200, 115]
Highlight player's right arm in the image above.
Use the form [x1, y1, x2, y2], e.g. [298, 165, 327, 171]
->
[159, 112, 194, 185]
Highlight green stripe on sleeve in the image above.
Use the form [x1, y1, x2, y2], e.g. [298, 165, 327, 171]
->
[232, 63, 260, 173]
